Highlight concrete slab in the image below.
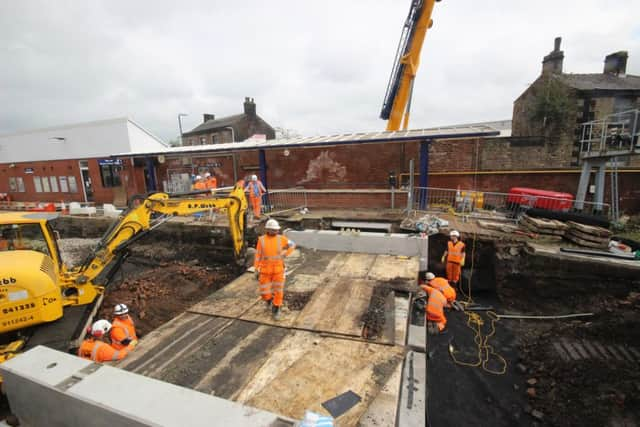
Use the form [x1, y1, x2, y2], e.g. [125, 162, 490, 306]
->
[357, 359, 404, 427]
[397, 351, 426, 427]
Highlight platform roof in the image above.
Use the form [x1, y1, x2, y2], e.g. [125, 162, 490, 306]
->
[114, 124, 500, 158]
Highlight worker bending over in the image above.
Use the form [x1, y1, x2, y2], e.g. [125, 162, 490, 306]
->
[204, 172, 217, 190]
[254, 219, 295, 320]
[442, 230, 465, 286]
[422, 272, 456, 306]
[110, 303, 138, 351]
[78, 320, 132, 363]
[424, 286, 448, 333]
[245, 174, 267, 219]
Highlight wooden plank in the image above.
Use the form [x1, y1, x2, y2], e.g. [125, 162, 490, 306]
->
[477, 220, 519, 233]
[567, 221, 612, 237]
[189, 273, 260, 317]
[337, 253, 377, 278]
[368, 255, 419, 292]
[357, 360, 404, 427]
[567, 228, 610, 244]
[564, 233, 609, 249]
[245, 336, 405, 426]
[287, 274, 324, 292]
[397, 351, 426, 427]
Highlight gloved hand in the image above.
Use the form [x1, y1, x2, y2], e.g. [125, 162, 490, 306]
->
[441, 254, 446, 264]
[129, 339, 138, 349]
[460, 258, 465, 267]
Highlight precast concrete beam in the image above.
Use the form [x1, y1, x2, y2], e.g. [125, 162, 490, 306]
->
[284, 229, 429, 270]
[0, 346, 292, 427]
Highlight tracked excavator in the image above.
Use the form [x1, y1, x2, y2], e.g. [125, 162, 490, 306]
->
[0, 186, 247, 371]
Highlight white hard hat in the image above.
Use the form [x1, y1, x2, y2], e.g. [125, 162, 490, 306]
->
[91, 319, 112, 338]
[204, 172, 211, 177]
[251, 174, 258, 181]
[114, 303, 129, 316]
[195, 175, 202, 180]
[265, 219, 280, 230]
[450, 230, 460, 238]
[425, 272, 435, 281]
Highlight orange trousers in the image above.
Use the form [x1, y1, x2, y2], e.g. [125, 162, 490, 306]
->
[259, 271, 284, 307]
[446, 261, 461, 284]
[249, 196, 262, 218]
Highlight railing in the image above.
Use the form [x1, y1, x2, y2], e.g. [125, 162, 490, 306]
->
[411, 187, 610, 218]
[579, 109, 640, 159]
[263, 189, 308, 214]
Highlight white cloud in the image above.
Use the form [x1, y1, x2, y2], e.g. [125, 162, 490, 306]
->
[0, 0, 638, 142]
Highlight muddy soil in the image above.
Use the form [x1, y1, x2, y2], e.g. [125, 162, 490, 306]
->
[283, 291, 314, 311]
[97, 261, 238, 336]
[517, 292, 640, 426]
[361, 285, 392, 339]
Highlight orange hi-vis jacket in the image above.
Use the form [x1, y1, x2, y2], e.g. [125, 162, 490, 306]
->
[245, 181, 266, 198]
[78, 339, 129, 363]
[425, 277, 456, 303]
[193, 181, 207, 191]
[111, 315, 138, 350]
[254, 235, 294, 273]
[447, 241, 465, 264]
[425, 286, 447, 326]
[205, 176, 217, 189]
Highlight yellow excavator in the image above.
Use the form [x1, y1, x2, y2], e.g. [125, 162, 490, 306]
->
[0, 186, 247, 368]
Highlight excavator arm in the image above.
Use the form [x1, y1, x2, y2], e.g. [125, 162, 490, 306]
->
[380, 0, 438, 131]
[66, 186, 247, 302]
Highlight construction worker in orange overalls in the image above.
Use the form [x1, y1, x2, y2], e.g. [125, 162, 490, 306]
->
[204, 172, 217, 190]
[442, 230, 465, 286]
[254, 219, 295, 320]
[245, 174, 267, 219]
[424, 286, 447, 332]
[422, 272, 456, 306]
[78, 320, 132, 362]
[110, 303, 138, 351]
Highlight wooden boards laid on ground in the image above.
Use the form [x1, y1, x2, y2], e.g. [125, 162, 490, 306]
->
[120, 249, 416, 426]
[521, 215, 568, 237]
[565, 221, 611, 249]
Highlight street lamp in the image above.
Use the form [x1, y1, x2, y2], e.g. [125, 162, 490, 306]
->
[178, 113, 188, 145]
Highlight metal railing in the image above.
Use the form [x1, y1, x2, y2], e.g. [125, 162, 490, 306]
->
[579, 109, 640, 159]
[411, 187, 610, 218]
[263, 189, 308, 215]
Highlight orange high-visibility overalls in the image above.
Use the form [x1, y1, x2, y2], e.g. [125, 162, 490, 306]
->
[110, 315, 138, 350]
[78, 339, 129, 362]
[425, 277, 457, 304]
[425, 286, 447, 331]
[446, 240, 465, 284]
[245, 181, 266, 218]
[254, 234, 294, 307]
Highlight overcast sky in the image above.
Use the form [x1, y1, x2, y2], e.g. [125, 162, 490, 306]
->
[1, 0, 638, 142]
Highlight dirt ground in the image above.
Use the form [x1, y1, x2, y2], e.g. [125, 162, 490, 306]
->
[97, 260, 238, 337]
[516, 292, 640, 427]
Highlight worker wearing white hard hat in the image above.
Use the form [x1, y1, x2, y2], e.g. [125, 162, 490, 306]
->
[254, 218, 296, 320]
[441, 230, 465, 286]
[192, 175, 207, 192]
[111, 303, 138, 351]
[421, 272, 457, 305]
[245, 174, 267, 219]
[78, 319, 132, 363]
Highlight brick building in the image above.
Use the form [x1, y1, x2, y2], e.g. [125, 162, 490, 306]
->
[181, 98, 275, 146]
[0, 118, 167, 204]
[512, 38, 640, 166]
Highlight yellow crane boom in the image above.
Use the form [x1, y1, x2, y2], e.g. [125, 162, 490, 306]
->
[380, 0, 438, 131]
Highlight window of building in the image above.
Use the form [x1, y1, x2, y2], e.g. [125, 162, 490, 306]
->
[33, 176, 43, 193]
[49, 176, 59, 192]
[59, 176, 69, 192]
[16, 177, 25, 192]
[68, 176, 78, 193]
[98, 160, 122, 188]
[200, 137, 206, 145]
[8, 177, 17, 192]
[41, 176, 51, 192]
[212, 134, 219, 144]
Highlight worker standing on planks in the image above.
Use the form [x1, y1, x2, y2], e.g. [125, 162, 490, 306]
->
[110, 303, 138, 351]
[78, 320, 132, 362]
[441, 230, 465, 287]
[254, 219, 296, 320]
[204, 172, 217, 190]
[422, 272, 456, 306]
[424, 286, 447, 333]
[245, 174, 267, 219]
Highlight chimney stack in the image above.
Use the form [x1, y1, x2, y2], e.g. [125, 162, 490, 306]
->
[542, 37, 564, 75]
[243, 97, 256, 116]
[203, 114, 215, 122]
[604, 51, 628, 77]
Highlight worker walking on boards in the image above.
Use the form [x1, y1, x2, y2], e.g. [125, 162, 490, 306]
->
[422, 272, 456, 306]
[424, 286, 447, 333]
[110, 303, 138, 351]
[254, 219, 295, 320]
[245, 174, 267, 219]
[78, 320, 132, 362]
[442, 230, 465, 286]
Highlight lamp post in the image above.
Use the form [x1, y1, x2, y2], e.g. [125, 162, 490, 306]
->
[178, 113, 188, 145]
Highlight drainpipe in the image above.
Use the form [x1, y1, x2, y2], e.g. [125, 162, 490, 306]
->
[418, 140, 430, 209]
